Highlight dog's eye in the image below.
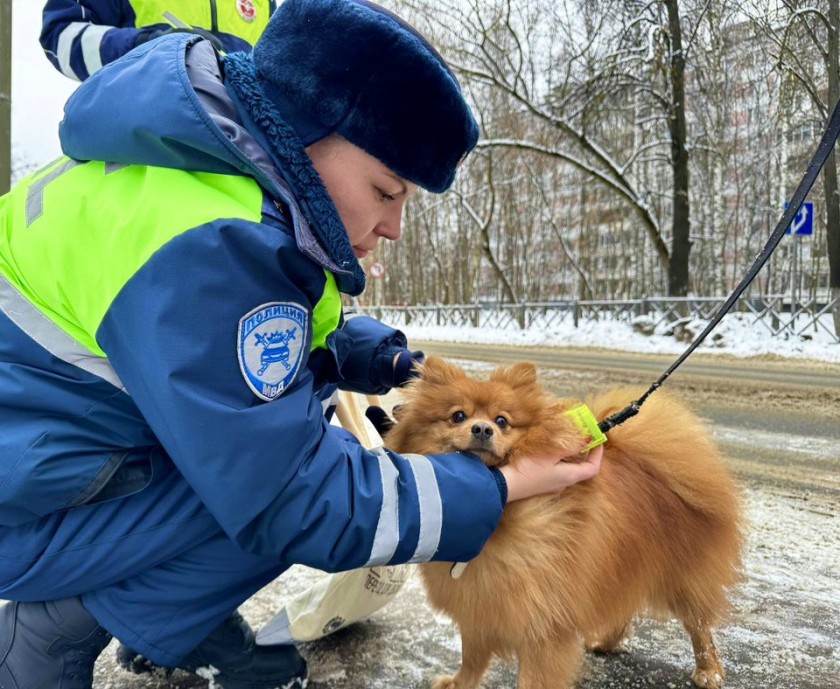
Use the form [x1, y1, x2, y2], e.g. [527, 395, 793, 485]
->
[452, 411, 467, 424]
[495, 416, 508, 429]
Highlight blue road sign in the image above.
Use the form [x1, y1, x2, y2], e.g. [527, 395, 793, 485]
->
[784, 201, 814, 236]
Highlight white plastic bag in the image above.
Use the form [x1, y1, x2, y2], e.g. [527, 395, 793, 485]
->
[257, 391, 410, 645]
[256, 564, 411, 644]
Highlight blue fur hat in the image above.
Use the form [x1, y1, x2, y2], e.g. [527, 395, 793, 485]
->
[250, 0, 479, 192]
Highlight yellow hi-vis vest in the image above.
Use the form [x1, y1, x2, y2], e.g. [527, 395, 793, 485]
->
[130, 0, 272, 47]
[0, 158, 340, 364]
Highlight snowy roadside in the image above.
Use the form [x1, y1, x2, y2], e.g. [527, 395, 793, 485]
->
[394, 313, 840, 364]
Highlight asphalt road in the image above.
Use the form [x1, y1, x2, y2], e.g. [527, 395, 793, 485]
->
[87, 344, 840, 689]
[414, 340, 840, 392]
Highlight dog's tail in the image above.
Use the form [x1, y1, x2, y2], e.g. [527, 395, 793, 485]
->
[585, 388, 740, 518]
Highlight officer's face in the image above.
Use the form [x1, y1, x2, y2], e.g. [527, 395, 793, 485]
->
[307, 135, 418, 260]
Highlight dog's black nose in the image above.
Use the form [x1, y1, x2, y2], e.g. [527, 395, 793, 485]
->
[471, 422, 494, 441]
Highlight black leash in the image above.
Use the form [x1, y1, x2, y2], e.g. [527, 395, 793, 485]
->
[598, 97, 840, 434]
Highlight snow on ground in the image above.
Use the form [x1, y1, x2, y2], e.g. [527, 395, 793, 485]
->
[397, 312, 840, 364]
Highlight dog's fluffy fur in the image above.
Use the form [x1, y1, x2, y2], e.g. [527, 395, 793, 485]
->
[385, 357, 744, 689]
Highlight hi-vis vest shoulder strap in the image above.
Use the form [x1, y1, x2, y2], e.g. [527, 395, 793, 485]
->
[0, 158, 340, 382]
[130, 1, 273, 47]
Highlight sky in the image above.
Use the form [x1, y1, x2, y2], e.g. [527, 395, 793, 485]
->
[10, 2, 78, 172]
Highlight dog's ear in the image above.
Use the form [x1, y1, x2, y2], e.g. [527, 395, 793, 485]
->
[418, 356, 465, 385]
[491, 361, 538, 389]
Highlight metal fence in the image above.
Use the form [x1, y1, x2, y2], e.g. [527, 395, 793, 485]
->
[351, 295, 840, 343]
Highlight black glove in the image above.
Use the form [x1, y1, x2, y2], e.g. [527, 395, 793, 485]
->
[135, 26, 224, 52]
[392, 349, 425, 388]
[365, 406, 396, 436]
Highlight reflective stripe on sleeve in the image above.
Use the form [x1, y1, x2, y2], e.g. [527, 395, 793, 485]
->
[57, 22, 88, 80]
[404, 453, 443, 563]
[364, 447, 400, 566]
[80, 24, 111, 76]
[0, 274, 126, 392]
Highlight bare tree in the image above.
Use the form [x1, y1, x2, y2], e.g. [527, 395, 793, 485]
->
[402, 0, 720, 296]
[827, 0, 840, 332]
[745, 0, 840, 333]
[360, 0, 832, 313]
[664, 0, 691, 295]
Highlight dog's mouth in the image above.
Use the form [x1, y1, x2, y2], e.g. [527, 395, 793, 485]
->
[460, 443, 508, 468]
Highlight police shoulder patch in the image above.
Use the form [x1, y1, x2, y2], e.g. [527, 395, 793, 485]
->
[238, 302, 308, 401]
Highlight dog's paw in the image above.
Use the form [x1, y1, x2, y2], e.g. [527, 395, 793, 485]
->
[692, 668, 724, 688]
[586, 638, 628, 654]
[585, 622, 633, 654]
[431, 675, 459, 689]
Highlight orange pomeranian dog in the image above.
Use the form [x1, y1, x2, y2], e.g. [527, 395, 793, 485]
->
[384, 357, 743, 689]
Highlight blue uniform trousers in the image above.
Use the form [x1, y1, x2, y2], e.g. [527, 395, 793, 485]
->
[0, 455, 287, 667]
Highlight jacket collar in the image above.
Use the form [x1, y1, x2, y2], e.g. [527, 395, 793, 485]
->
[222, 52, 366, 296]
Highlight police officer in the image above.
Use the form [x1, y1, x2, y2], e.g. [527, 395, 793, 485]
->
[41, 0, 275, 80]
[2, 2, 602, 688]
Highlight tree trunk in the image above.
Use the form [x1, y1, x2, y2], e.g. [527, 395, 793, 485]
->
[665, 0, 691, 297]
[479, 155, 518, 304]
[828, 0, 840, 336]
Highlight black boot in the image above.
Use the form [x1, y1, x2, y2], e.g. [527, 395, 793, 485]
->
[116, 610, 307, 689]
[0, 597, 112, 689]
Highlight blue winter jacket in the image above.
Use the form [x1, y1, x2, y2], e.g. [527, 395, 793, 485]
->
[0, 35, 504, 573]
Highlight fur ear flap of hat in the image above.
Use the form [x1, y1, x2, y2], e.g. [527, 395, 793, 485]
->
[251, 0, 479, 192]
